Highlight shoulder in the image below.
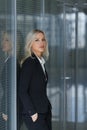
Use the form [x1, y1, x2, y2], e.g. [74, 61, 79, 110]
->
[22, 56, 36, 68]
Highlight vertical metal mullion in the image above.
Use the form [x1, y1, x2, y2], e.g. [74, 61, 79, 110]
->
[11, 0, 17, 130]
[75, 7, 78, 130]
[40, 0, 45, 29]
[63, 3, 67, 130]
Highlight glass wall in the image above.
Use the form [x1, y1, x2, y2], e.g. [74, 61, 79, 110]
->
[62, 3, 87, 130]
[0, 0, 87, 130]
[0, 0, 16, 130]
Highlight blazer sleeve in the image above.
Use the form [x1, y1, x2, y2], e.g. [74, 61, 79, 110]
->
[19, 58, 36, 116]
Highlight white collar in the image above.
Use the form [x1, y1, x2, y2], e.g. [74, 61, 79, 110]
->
[37, 56, 45, 65]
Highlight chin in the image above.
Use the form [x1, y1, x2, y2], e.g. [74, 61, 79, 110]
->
[40, 49, 45, 52]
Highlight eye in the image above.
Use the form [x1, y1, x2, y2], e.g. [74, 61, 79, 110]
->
[42, 38, 46, 41]
[35, 39, 39, 41]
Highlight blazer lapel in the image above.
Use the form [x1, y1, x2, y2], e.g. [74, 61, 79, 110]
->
[32, 53, 48, 81]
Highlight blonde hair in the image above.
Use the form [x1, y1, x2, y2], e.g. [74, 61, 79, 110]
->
[23, 29, 49, 63]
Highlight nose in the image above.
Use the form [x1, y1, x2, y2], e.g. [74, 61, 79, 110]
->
[39, 40, 45, 44]
[40, 40, 43, 44]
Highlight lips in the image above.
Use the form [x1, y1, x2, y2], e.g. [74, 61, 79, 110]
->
[39, 45, 44, 48]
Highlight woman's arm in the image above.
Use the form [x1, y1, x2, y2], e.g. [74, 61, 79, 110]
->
[19, 58, 36, 116]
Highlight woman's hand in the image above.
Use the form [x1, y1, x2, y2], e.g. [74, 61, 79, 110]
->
[31, 113, 38, 122]
[2, 113, 8, 121]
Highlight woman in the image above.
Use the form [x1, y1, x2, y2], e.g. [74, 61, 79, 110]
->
[19, 29, 52, 130]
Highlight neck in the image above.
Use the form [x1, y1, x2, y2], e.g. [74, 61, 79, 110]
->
[33, 52, 43, 59]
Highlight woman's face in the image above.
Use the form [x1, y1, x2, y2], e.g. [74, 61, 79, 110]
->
[2, 34, 12, 53]
[31, 32, 47, 57]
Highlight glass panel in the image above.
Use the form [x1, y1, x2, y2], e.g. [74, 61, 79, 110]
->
[0, 0, 16, 130]
[64, 3, 87, 130]
[77, 10, 87, 130]
[46, 4, 64, 130]
[64, 5, 77, 130]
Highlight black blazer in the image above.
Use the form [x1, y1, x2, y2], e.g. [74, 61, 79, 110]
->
[19, 54, 51, 116]
[1, 56, 13, 115]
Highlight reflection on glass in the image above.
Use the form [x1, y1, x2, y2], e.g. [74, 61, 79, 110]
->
[0, 31, 13, 130]
[67, 84, 85, 122]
